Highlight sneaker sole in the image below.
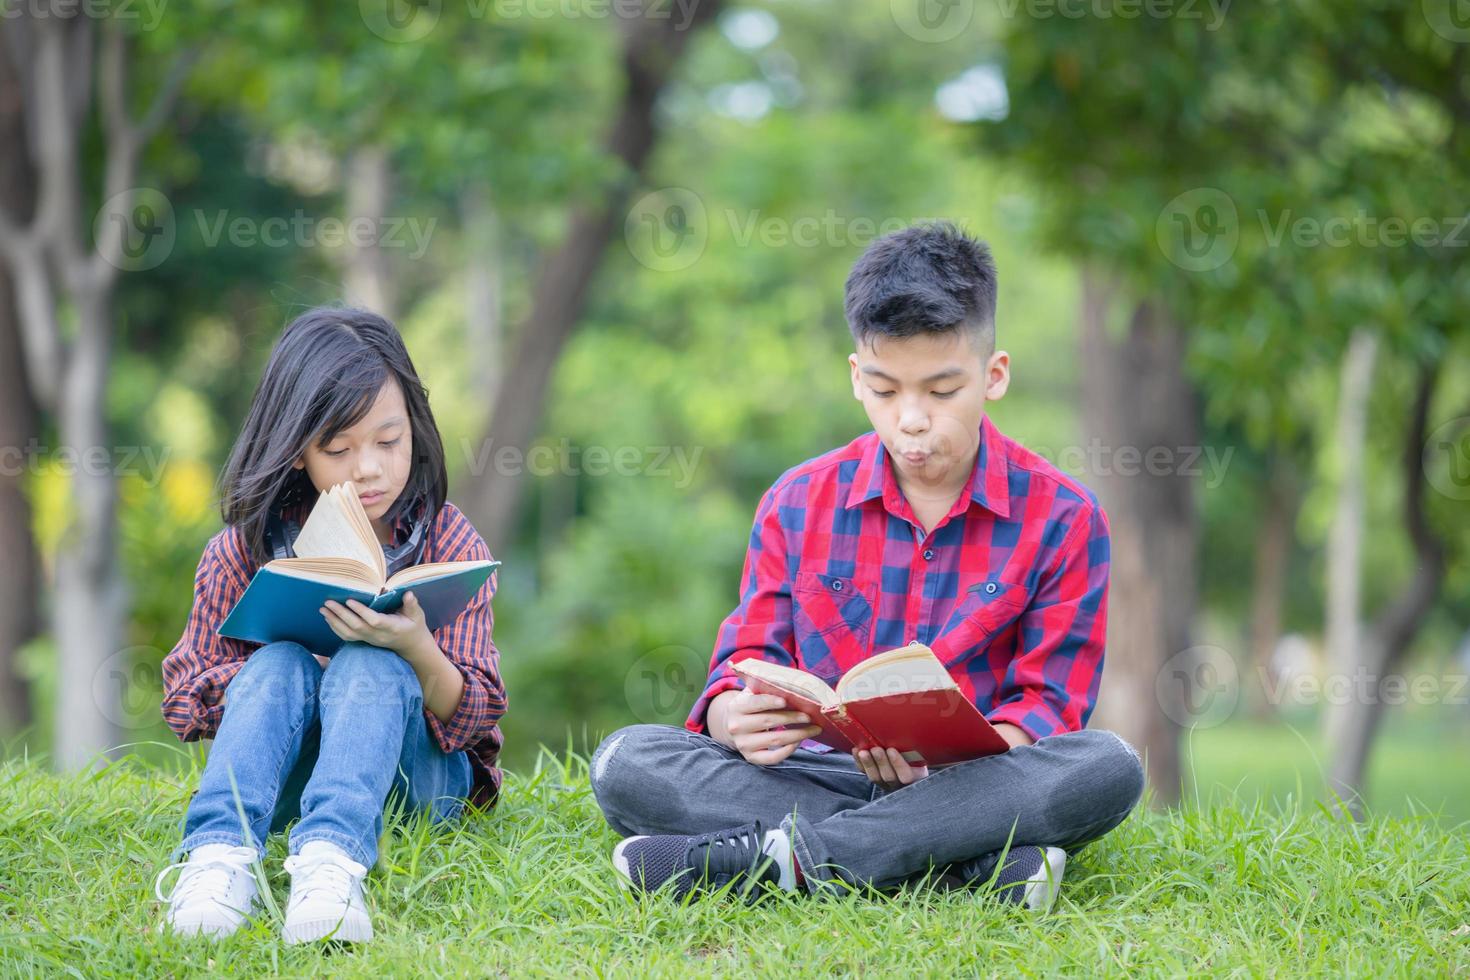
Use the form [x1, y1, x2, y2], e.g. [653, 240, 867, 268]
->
[158, 898, 258, 940]
[282, 913, 373, 944]
[158, 916, 249, 940]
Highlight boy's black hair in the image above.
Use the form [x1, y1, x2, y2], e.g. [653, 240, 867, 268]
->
[219, 306, 448, 566]
[843, 222, 998, 350]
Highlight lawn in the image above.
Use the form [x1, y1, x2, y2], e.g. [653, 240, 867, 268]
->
[2, 747, 1467, 977]
[1184, 710, 1470, 823]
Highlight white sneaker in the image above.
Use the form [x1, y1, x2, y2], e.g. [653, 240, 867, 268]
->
[282, 841, 373, 944]
[155, 843, 261, 938]
[955, 844, 1068, 912]
[1020, 846, 1068, 911]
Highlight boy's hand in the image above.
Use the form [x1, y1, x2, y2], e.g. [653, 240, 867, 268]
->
[855, 747, 929, 790]
[321, 593, 433, 656]
[710, 689, 822, 766]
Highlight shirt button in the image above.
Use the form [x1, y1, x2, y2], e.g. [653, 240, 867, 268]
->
[985, 582, 998, 595]
[830, 579, 844, 592]
[922, 549, 935, 561]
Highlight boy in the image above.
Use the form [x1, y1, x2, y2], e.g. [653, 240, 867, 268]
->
[590, 224, 1144, 909]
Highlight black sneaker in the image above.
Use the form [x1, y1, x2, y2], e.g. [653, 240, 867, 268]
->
[953, 845, 1067, 911]
[611, 820, 796, 900]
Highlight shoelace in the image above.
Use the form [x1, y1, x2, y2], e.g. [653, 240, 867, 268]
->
[683, 820, 769, 888]
[154, 851, 255, 905]
[283, 852, 367, 905]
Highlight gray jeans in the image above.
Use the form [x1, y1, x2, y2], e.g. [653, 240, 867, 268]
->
[590, 724, 1145, 892]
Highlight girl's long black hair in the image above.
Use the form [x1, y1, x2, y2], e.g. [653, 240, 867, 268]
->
[220, 306, 448, 567]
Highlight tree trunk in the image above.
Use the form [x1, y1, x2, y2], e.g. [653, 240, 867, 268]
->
[0, 35, 40, 733]
[343, 144, 396, 319]
[51, 291, 126, 768]
[0, 269, 39, 735]
[1077, 267, 1200, 806]
[456, 0, 724, 555]
[1326, 362, 1446, 818]
[461, 183, 503, 414]
[1248, 453, 1297, 718]
[1322, 328, 1377, 749]
[0, 15, 191, 767]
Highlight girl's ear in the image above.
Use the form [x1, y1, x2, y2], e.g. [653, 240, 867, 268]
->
[291, 454, 305, 470]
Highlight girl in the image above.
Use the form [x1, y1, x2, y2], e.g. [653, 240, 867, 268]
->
[155, 307, 506, 944]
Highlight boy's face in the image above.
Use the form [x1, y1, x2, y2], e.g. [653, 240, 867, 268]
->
[293, 378, 414, 525]
[849, 329, 1009, 490]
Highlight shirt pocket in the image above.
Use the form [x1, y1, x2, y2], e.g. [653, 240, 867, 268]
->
[930, 579, 1029, 668]
[791, 568, 878, 675]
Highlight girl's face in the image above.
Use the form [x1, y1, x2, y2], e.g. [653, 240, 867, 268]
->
[293, 378, 413, 529]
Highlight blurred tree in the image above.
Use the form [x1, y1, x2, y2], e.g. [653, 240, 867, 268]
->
[0, 9, 193, 767]
[981, 0, 1467, 806]
[458, 0, 726, 554]
[0, 37, 40, 733]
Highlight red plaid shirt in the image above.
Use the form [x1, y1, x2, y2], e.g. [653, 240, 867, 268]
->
[162, 501, 506, 805]
[687, 415, 1110, 744]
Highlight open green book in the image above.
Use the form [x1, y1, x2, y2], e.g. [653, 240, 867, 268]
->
[217, 482, 498, 656]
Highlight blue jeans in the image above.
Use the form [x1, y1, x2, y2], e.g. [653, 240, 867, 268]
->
[590, 724, 1145, 892]
[176, 641, 473, 867]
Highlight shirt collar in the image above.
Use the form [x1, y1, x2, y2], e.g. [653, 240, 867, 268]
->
[845, 415, 1012, 520]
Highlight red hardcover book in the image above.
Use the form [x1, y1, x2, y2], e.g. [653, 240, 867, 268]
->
[731, 643, 1010, 767]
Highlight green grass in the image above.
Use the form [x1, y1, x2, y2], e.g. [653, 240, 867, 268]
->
[1185, 710, 1470, 823]
[2, 749, 1468, 977]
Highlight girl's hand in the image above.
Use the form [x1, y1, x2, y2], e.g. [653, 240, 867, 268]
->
[321, 592, 432, 656]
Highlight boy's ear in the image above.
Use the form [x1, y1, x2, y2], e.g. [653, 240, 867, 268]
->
[984, 350, 1011, 401]
[849, 352, 863, 401]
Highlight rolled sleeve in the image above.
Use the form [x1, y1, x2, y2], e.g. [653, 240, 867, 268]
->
[987, 503, 1110, 742]
[423, 544, 505, 755]
[160, 530, 259, 742]
[686, 485, 798, 734]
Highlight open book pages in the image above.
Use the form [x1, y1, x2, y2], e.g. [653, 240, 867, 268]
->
[733, 658, 842, 707]
[263, 482, 497, 595]
[733, 642, 958, 707]
[834, 644, 957, 701]
[289, 481, 386, 584]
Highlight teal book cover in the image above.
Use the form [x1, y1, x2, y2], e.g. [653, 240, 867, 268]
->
[217, 561, 499, 657]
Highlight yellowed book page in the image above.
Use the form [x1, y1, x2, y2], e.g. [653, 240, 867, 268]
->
[732, 658, 839, 708]
[836, 643, 956, 702]
[291, 482, 385, 586]
[264, 557, 382, 591]
[385, 559, 496, 589]
[333, 483, 385, 582]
